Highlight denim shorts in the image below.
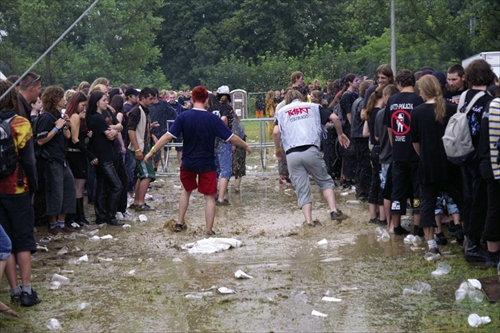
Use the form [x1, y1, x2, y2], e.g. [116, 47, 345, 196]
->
[379, 163, 390, 190]
[0, 224, 12, 260]
[435, 192, 459, 215]
[215, 142, 232, 180]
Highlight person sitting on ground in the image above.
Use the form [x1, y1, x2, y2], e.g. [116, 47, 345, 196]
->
[273, 89, 349, 226]
[144, 86, 251, 236]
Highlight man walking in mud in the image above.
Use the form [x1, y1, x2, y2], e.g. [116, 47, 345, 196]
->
[273, 89, 349, 226]
[144, 86, 251, 236]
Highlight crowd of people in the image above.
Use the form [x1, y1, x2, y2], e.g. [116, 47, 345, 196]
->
[0, 58, 499, 316]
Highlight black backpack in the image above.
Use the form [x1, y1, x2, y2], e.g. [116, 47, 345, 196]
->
[0, 115, 23, 185]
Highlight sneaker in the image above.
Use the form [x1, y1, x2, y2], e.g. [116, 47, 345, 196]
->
[378, 219, 388, 226]
[115, 212, 124, 220]
[216, 200, 230, 206]
[435, 232, 448, 246]
[10, 294, 20, 306]
[369, 218, 379, 224]
[128, 203, 137, 209]
[20, 289, 41, 307]
[394, 225, 410, 235]
[48, 226, 65, 235]
[122, 210, 135, 220]
[330, 209, 346, 221]
[135, 204, 155, 211]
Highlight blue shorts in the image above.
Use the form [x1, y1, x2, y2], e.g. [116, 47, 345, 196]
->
[215, 142, 232, 180]
[0, 224, 11, 260]
[435, 192, 459, 215]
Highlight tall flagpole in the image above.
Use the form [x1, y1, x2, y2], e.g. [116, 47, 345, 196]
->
[391, 0, 396, 74]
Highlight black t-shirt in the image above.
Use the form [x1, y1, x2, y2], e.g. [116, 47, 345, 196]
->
[35, 111, 67, 164]
[340, 90, 358, 135]
[350, 96, 365, 139]
[384, 92, 424, 161]
[443, 87, 467, 101]
[368, 107, 381, 146]
[208, 103, 234, 130]
[102, 108, 121, 160]
[462, 89, 494, 148]
[88, 113, 115, 163]
[411, 102, 456, 184]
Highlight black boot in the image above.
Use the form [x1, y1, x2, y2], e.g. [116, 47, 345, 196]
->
[464, 237, 488, 262]
[76, 198, 90, 226]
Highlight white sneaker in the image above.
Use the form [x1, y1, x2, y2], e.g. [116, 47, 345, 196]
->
[116, 212, 124, 220]
[123, 210, 135, 220]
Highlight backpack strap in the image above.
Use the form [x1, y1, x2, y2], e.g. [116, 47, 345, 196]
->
[457, 90, 468, 111]
[462, 91, 486, 114]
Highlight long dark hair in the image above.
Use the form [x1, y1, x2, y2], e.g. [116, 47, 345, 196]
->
[66, 92, 88, 118]
[110, 95, 124, 114]
[86, 91, 105, 123]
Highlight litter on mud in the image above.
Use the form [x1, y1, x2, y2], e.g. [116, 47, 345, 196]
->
[234, 270, 253, 279]
[181, 238, 242, 254]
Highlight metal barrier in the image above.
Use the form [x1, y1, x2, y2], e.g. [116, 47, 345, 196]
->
[157, 118, 276, 175]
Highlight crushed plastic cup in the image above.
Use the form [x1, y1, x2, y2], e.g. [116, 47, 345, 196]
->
[431, 262, 452, 276]
[468, 313, 491, 327]
[51, 274, 70, 285]
[346, 200, 362, 205]
[218, 287, 235, 294]
[340, 192, 349, 196]
[468, 279, 482, 290]
[128, 270, 136, 275]
[468, 290, 484, 303]
[98, 257, 113, 262]
[78, 254, 88, 262]
[375, 227, 390, 242]
[57, 246, 68, 255]
[455, 289, 467, 301]
[412, 281, 431, 293]
[172, 258, 183, 263]
[412, 235, 422, 246]
[424, 252, 441, 261]
[48, 281, 61, 290]
[138, 214, 148, 222]
[294, 292, 308, 303]
[234, 270, 253, 279]
[45, 318, 62, 330]
[77, 302, 92, 312]
[317, 239, 328, 246]
[322, 296, 341, 302]
[100, 234, 113, 240]
[403, 235, 415, 244]
[122, 224, 131, 229]
[403, 288, 418, 295]
[311, 310, 328, 317]
[89, 235, 100, 242]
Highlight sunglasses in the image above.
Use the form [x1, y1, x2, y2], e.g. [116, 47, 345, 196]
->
[27, 75, 41, 87]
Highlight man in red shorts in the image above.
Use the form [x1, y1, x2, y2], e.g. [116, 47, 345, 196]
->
[144, 86, 251, 236]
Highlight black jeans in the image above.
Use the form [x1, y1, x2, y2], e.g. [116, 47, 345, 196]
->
[94, 162, 123, 222]
[368, 146, 383, 206]
[114, 156, 129, 213]
[461, 159, 488, 240]
[419, 177, 463, 229]
[353, 138, 371, 198]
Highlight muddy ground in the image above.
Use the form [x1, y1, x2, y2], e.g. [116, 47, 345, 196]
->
[1, 172, 500, 332]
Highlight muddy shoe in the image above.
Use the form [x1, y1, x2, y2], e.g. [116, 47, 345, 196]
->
[174, 223, 184, 232]
[369, 218, 379, 224]
[20, 289, 41, 307]
[330, 210, 346, 221]
[378, 219, 388, 226]
[135, 204, 155, 211]
[216, 200, 230, 206]
[62, 225, 77, 233]
[435, 232, 448, 246]
[394, 225, 410, 235]
[48, 226, 65, 235]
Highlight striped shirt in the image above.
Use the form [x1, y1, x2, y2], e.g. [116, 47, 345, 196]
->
[489, 97, 500, 180]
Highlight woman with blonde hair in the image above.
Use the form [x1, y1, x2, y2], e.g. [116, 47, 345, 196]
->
[265, 90, 276, 138]
[410, 75, 462, 256]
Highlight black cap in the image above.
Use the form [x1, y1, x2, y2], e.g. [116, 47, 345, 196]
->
[125, 88, 139, 97]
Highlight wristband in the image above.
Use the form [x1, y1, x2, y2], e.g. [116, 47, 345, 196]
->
[135, 149, 141, 153]
[276, 148, 281, 152]
[53, 127, 59, 133]
[151, 146, 157, 153]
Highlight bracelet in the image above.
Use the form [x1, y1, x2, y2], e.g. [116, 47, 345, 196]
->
[52, 127, 59, 133]
[135, 148, 141, 153]
[276, 148, 281, 152]
[151, 146, 157, 153]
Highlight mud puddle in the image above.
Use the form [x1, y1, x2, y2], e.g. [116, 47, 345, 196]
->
[0, 175, 478, 332]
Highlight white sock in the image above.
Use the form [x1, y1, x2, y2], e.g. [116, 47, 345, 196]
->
[427, 240, 437, 249]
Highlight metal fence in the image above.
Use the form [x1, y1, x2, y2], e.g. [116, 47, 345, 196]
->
[157, 118, 277, 176]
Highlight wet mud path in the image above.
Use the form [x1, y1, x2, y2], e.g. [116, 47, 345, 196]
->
[1, 175, 497, 332]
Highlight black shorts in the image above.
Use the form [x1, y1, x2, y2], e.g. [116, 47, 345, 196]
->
[67, 151, 88, 179]
[390, 160, 420, 215]
[0, 193, 37, 254]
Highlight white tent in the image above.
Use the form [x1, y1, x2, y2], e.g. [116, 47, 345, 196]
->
[0, 71, 6, 80]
